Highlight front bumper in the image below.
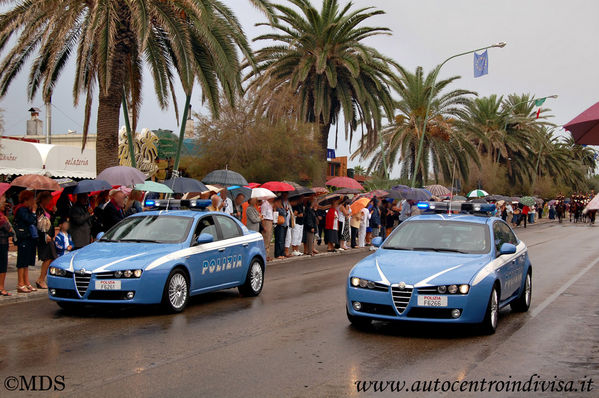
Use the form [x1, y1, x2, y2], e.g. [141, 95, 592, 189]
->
[346, 284, 488, 324]
[47, 270, 168, 305]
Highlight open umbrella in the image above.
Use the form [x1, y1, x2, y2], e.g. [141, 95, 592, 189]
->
[470, 198, 488, 203]
[11, 174, 60, 191]
[54, 178, 78, 188]
[251, 187, 276, 200]
[326, 176, 363, 190]
[520, 196, 536, 207]
[0, 182, 10, 197]
[202, 169, 248, 186]
[97, 166, 146, 186]
[318, 193, 344, 208]
[289, 186, 315, 198]
[333, 187, 363, 195]
[135, 181, 174, 194]
[350, 197, 371, 215]
[163, 177, 207, 194]
[452, 195, 467, 202]
[228, 185, 252, 201]
[311, 187, 329, 195]
[425, 184, 451, 197]
[246, 182, 261, 189]
[73, 179, 112, 194]
[564, 101, 599, 145]
[384, 190, 403, 200]
[260, 181, 295, 192]
[584, 194, 599, 211]
[467, 189, 489, 198]
[393, 187, 431, 201]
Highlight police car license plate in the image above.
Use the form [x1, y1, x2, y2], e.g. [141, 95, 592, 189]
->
[417, 295, 448, 307]
[95, 280, 121, 290]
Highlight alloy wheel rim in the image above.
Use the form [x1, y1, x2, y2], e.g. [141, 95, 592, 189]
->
[490, 289, 498, 329]
[250, 262, 263, 292]
[524, 274, 531, 306]
[169, 273, 187, 309]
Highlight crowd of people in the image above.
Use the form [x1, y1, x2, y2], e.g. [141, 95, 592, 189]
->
[1, 181, 597, 296]
[0, 187, 143, 296]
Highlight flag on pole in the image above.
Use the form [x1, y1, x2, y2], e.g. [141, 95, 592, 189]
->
[534, 98, 546, 107]
[536, 108, 541, 119]
[473, 50, 488, 78]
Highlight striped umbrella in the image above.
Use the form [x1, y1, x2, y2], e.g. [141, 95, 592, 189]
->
[425, 184, 451, 197]
[467, 189, 489, 198]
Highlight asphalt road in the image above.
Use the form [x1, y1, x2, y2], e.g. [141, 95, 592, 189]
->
[1, 222, 598, 398]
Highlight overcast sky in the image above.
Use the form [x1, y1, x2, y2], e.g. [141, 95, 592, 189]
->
[1, 0, 598, 173]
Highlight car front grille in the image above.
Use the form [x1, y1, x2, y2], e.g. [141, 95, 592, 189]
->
[53, 289, 79, 299]
[74, 273, 91, 297]
[391, 285, 413, 314]
[417, 286, 439, 294]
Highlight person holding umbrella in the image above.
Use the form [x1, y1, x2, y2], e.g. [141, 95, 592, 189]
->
[35, 191, 57, 289]
[0, 184, 14, 296]
[14, 190, 38, 293]
[69, 193, 93, 249]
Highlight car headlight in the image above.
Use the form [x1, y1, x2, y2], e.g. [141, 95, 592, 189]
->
[433, 284, 469, 294]
[350, 277, 380, 290]
[49, 267, 67, 277]
[112, 269, 143, 278]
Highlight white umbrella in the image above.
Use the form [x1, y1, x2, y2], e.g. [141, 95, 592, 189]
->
[251, 187, 276, 200]
[467, 189, 489, 198]
[584, 194, 599, 211]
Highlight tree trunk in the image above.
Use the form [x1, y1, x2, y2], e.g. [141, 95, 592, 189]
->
[319, 122, 330, 155]
[96, 90, 122, 174]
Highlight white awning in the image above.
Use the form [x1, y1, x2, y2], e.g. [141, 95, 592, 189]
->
[0, 138, 96, 178]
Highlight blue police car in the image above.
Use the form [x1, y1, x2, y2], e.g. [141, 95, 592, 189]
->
[346, 202, 532, 334]
[47, 199, 267, 313]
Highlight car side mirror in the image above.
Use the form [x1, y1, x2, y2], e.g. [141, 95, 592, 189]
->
[196, 233, 214, 245]
[372, 237, 383, 248]
[96, 232, 105, 241]
[499, 242, 517, 256]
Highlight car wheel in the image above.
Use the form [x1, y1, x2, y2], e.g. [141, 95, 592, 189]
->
[162, 269, 189, 313]
[346, 308, 372, 330]
[511, 271, 532, 312]
[480, 286, 499, 335]
[57, 302, 83, 313]
[239, 259, 264, 297]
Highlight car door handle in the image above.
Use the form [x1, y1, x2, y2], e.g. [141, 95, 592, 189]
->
[242, 243, 249, 247]
[218, 248, 225, 252]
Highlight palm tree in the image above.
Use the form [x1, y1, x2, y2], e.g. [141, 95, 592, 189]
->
[562, 136, 597, 175]
[0, 0, 263, 173]
[245, 0, 400, 153]
[352, 66, 477, 186]
[534, 128, 586, 189]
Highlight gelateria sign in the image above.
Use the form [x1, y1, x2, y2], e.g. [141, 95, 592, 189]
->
[0, 138, 96, 178]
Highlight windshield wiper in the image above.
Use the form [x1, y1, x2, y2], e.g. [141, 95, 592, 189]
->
[119, 238, 161, 243]
[411, 247, 468, 254]
[383, 246, 413, 251]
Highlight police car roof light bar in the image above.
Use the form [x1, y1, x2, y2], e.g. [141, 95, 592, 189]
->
[144, 199, 212, 210]
[417, 201, 496, 216]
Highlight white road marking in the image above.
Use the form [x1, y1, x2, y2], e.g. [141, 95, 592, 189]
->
[530, 255, 599, 318]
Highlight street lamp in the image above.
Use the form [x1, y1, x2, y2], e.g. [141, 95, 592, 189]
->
[410, 42, 507, 187]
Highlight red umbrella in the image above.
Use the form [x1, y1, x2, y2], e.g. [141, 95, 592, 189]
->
[0, 182, 10, 197]
[246, 182, 261, 189]
[564, 101, 599, 145]
[260, 181, 295, 192]
[326, 176, 363, 190]
[11, 174, 61, 191]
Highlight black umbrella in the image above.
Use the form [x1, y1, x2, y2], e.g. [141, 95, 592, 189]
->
[470, 198, 488, 204]
[163, 177, 208, 194]
[317, 193, 344, 208]
[72, 179, 112, 194]
[202, 169, 248, 187]
[332, 187, 361, 195]
[385, 190, 404, 200]
[289, 186, 315, 198]
[54, 178, 78, 188]
[228, 185, 252, 201]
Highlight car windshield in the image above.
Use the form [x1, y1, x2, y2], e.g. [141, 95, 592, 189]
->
[382, 220, 490, 254]
[101, 215, 193, 244]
